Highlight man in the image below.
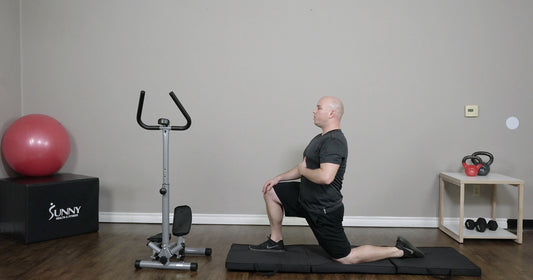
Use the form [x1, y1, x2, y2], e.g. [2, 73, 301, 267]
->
[250, 96, 424, 264]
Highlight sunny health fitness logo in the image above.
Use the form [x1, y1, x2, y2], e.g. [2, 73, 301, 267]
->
[48, 202, 82, 221]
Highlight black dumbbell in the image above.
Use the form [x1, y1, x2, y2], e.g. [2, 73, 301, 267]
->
[465, 217, 498, 232]
[487, 219, 498, 231]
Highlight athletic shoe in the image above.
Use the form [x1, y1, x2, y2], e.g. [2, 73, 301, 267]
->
[396, 236, 424, 258]
[249, 237, 285, 252]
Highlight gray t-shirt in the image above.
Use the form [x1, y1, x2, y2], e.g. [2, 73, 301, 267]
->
[299, 129, 348, 212]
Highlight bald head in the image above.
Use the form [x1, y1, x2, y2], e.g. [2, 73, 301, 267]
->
[320, 96, 344, 120]
[314, 96, 344, 132]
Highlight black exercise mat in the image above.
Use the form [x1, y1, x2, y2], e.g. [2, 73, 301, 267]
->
[226, 244, 395, 274]
[225, 244, 311, 273]
[225, 244, 481, 276]
[390, 247, 481, 276]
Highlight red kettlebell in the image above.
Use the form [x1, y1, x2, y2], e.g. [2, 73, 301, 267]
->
[462, 155, 482, 176]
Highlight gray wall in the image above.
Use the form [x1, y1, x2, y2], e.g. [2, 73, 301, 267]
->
[0, 0, 21, 179]
[2, 1, 532, 220]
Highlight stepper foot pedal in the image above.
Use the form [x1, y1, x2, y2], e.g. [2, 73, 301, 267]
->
[173, 205, 192, 236]
[147, 233, 171, 243]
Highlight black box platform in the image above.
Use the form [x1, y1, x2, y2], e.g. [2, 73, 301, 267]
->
[226, 244, 481, 276]
[0, 173, 99, 243]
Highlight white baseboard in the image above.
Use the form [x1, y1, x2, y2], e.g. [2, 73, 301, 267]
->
[99, 212, 509, 229]
[99, 212, 450, 228]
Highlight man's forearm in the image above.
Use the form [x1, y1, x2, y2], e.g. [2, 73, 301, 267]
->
[275, 166, 301, 182]
[299, 162, 339, 185]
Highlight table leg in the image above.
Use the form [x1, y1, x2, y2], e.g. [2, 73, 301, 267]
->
[459, 183, 465, 243]
[491, 184, 497, 220]
[516, 183, 523, 244]
[439, 177, 444, 227]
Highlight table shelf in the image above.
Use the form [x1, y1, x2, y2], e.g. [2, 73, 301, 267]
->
[440, 221, 517, 240]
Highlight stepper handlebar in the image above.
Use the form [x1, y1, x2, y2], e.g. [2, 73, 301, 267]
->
[136, 90, 192, 131]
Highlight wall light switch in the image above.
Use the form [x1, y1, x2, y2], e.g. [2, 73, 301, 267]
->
[473, 185, 480, 196]
[465, 105, 478, 117]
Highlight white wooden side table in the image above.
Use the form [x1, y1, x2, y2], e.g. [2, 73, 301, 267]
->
[439, 172, 523, 244]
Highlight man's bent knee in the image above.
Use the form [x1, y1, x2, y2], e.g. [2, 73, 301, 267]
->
[264, 188, 281, 205]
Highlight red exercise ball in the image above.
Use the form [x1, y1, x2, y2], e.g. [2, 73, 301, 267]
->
[1, 114, 70, 177]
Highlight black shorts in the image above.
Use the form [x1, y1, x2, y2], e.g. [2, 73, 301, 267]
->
[274, 182, 351, 259]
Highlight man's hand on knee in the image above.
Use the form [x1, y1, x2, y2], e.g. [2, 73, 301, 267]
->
[262, 178, 279, 194]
